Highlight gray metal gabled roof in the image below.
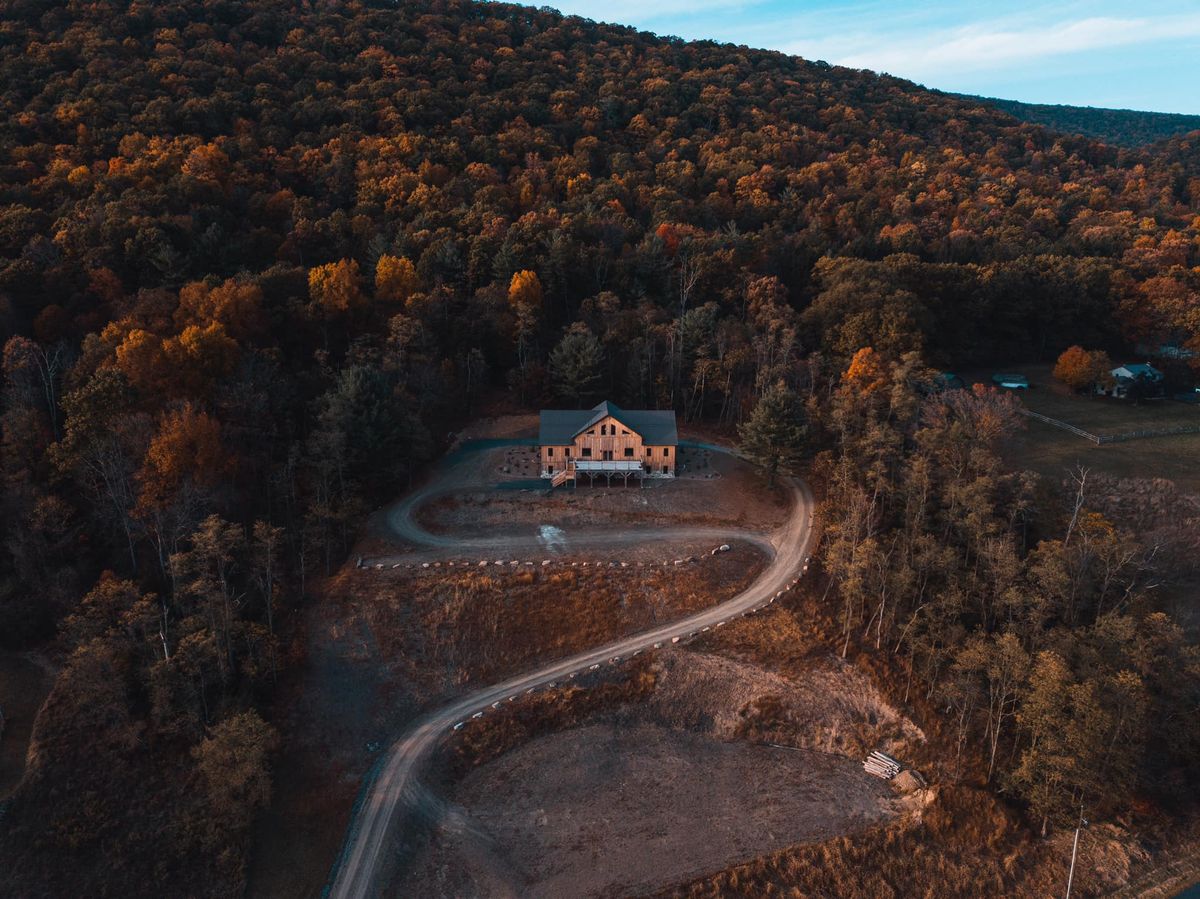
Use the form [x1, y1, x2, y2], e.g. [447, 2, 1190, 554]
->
[539, 401, 677, 445]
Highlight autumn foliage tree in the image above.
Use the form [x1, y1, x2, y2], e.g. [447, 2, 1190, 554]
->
[175, 279, 265, 341]
[508, 270, 543, 310]
[841, 346, 889, 396]
[308, 259, 364, 316]
[1053, 345, 1112, 391]
[136, 404, 228, 515]
[162, 323, 239, 395]
[374, 254, 419, 305]
[114, 327, 168, 393]
[191, 710, 279, 840]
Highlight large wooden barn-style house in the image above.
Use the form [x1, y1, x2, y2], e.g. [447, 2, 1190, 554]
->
[538, 401, 678, 487]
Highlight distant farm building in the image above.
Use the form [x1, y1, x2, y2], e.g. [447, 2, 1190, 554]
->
[539, 401, 677, 487]
[1108, 362, 1164, 399]
[1135, 342, 1197, 363]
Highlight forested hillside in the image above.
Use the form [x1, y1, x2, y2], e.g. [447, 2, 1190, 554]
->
[0, 0, 1198, 895]
[965, 94, 1200, 148]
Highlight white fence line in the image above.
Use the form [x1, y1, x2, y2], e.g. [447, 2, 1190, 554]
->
[1018, 408, 1200, 445]
[1019, 409, 1101, 443]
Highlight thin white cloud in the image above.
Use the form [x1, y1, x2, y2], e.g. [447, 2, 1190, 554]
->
[782, 12, 1200, 80]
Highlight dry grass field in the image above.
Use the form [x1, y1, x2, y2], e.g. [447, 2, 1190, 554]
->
[1010, 364, 1198, 433]
[958, 363, 1200, 493]
[1007, 425, 1200, 494]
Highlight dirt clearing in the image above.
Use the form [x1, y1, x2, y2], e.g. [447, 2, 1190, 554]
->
[405, 647, 921, 898]
[249, 550, 767, 898]
[416, 445, 788, 537]
[425, 723, 895, 899]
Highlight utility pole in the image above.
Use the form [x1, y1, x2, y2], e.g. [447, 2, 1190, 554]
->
[1065, 810, 1088, 899]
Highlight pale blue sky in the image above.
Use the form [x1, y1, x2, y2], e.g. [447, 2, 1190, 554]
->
[542, 1, 1200, 114]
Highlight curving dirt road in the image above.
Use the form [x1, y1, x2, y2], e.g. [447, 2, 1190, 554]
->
[327, 441, 816, 899]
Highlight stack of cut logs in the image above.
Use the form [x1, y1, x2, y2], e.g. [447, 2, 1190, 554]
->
[863, 751, 901, 780]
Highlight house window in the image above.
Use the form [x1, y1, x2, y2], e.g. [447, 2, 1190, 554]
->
[547, 447, 554, 457]
[662, 465, 668, 474]
[624, 447, 634, 457]
[621, 429, 630, 435]
[582, 447, 592, 457]
[645, 447, 651, 456]
[663, 447, 670, 457]
[565, 447, 571, 457]
[548, 466, 554, 475]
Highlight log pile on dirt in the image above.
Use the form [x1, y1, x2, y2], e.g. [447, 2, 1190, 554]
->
[864, 751, 901, 779]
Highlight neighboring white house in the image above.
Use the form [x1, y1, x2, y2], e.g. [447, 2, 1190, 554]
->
[1108, 362, 1164, 399]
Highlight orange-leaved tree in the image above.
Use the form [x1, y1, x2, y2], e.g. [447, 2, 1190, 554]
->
[507, 269, 543, 310]
[175, 279, 265, 341]
[114, 327, 168, 393]
[162, 322, 239, 395]
[135, 403, 228, 516]
[842, 346, 888, 395]
[374, 254, 418, 305]
[308, 259, 364, 315]
[1054, 345, 1111, 391]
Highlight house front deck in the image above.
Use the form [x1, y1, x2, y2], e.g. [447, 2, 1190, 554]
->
[549, 460, 651, 488]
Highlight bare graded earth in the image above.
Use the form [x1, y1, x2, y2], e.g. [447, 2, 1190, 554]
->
[249, 554, 767, 897]
[442, 724, 891, 899]
[405, 649, 922, 898]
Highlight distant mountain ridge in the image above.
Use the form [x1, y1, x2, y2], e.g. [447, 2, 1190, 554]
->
[958, 94, 1200, 147]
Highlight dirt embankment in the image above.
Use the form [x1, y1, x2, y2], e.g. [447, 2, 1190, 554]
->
[249, 550, 767, 898]
[405, 641, 925, 899]
[329, 546, 767, 694]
